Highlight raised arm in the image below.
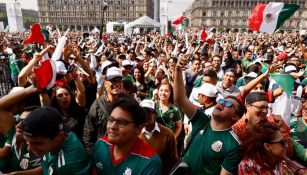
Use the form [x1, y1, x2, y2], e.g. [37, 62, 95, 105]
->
[72, 47, 96, 84]
[173, 55, 197, 119]
[240, 63, 278, 97]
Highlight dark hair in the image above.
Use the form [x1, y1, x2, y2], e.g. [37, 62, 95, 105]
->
[109, 93, 146, 126]
[240, 122, 280, 164]
[247, 64, 260, 74]
[246, 92, 268, 105]
[51, 85, 85, 138]
[123, 79, 137, 95]
[225, 96, 246, 117]
[133, 66, 145, 84]
[203, 69, 218, 81]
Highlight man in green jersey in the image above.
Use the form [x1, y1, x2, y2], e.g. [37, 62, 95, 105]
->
[22, 107, 90, 175]
[173, 55, 246, 175]
[91, 94, 162, 175]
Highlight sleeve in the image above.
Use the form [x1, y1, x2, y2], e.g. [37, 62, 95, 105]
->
[83, 102, 98, 153]
[4, 127, 16, 147]
[173, 106, 182, 122]
[141, 155, 162, 175]
[166, 132, 179, 169]
[292, 139, 307, 162]
[238, 159, 259, 175]
[221, 145, 242, 175]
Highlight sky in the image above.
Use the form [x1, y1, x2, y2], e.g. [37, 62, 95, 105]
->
[0, 0, 194, 19]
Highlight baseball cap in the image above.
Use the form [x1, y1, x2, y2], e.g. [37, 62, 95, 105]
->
[135, 56, 144, 61]
[278, 53, 288, 60]
[105, 67, 123, 81]
[284, 63, 297, 74]
[245, 72, 258, 78]
[140, 99, 156, 112]
[55, 61, 68, 75]
[198, 83, 218, 97]
[122, 59, 133, 67]
[22, 107, 64, 138]
[101, 60, 113, 74]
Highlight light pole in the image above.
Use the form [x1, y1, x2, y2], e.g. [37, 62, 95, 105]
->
[100, 1, 108, 39]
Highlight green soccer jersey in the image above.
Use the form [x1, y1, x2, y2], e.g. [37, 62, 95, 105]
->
[156, 103, 182, 131]
[41, 132, 90, 175]
[92, 136, 162, 175]
[183, 109, 241, 175]
[4, 128, 41, 172]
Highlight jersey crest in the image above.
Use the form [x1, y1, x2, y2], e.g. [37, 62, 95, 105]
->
[211, 140, 223, 152]
[20, 153, 30, 170]
[123, 167, 132, 175]
[96, 162, 104, 170]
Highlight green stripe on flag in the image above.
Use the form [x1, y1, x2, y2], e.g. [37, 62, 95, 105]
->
[276, 4, 300, 31]
[270, 73, 294, 97]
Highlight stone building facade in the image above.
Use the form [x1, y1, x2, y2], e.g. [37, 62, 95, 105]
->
[37, 0, 154, 31]
[188, 0, 307, 31]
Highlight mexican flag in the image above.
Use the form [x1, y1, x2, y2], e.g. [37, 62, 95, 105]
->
[248, 2, 299, 34]
[172, 16, 186, 25]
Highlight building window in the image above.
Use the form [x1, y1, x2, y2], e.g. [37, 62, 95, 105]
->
[221, 12, 224, 16]
[203, 12, 206, 16]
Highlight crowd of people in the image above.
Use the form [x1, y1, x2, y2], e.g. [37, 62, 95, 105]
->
[0, 25, 307, 175]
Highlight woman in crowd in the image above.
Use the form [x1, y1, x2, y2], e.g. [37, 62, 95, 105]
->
[133, 66, 151, 100]
[50, 72, 86, 140]
[239, 122, 293, 174]
[290, 100, 307, 165]
[155, 83, 182, 140]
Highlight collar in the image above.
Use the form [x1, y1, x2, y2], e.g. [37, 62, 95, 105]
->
[142, 122, 160, 134]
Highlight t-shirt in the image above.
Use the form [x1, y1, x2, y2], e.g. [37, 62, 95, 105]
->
[290, 115, 307, 147]
[92, 136, 162, 175]
[183, 109, 241, 175]
[156, 103, 182, 131]
[5, 128, 41, 172]
[41, 132, 90, 175]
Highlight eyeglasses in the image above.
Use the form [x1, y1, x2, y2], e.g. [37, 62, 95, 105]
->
[269, 139, 287, 148]
[251, 104, 270, 111]
[107, 116, 135, 128]
[217, 99, 239, 115]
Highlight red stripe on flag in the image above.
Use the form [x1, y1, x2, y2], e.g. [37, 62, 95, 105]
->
[34, 60, 54, 89]
[248, 3, 266, 31]
[172, 16, 186, 25]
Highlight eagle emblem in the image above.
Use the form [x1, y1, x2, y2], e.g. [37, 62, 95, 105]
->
[265, 13, 275, 23]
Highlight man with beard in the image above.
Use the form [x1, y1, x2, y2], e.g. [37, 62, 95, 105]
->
[83, 66, 123, 152]
[173, 55, 245, 175]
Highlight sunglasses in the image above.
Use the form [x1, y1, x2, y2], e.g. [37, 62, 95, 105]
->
[269, 139, 287, 147]
[217, 99, 239, 115]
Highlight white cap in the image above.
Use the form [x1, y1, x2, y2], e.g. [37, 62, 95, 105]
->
[136, 56, 144, 61]
[140, 99, 155, 111]
[245, 72, 258, 78]
[122, 59, 133, 67]
[55, 61, 67, 75]
[105, 67, 123, 81]
[198, 83, 218, 97]
[101, 60, 113, 74]
[284, 64, 297, 73]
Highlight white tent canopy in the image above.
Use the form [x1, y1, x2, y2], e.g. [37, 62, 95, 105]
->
[124, 16, 163, 35]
